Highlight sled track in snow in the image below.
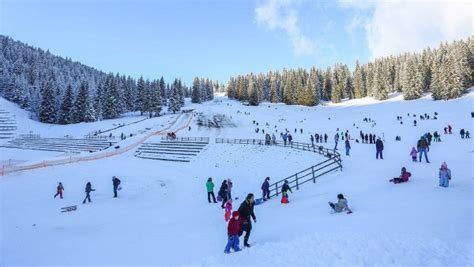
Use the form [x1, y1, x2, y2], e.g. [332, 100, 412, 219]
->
[0, 113, 193, 176]
[215, 138, 342, 198]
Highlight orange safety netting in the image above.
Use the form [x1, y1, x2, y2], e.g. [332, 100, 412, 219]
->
[1, 113, 193, 176]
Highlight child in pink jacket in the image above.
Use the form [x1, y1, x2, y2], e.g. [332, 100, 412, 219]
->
[410, 147, 418, 162]
[224, 198, 233, 222]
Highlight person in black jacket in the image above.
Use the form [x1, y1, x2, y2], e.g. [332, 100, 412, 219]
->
[112, 176, 121, 198]
[281, 180, 292, 198]
[218, 180, 229, 208]
[375, 137, 384, 159]
[82, 182, 95, 204]
[238, 193, 257, 247]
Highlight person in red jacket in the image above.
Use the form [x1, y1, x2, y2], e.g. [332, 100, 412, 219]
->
[54, 182, 64, 199]
[224, 211, 241, 253]
[389, 167, 411, 184]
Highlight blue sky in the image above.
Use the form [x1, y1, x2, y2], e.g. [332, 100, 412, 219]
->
[0, 0, 471, 85]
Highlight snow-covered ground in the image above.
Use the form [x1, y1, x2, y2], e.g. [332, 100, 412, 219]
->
[1, 92, 473, 266]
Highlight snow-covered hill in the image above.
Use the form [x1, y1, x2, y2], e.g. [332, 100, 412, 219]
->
[1, 92, 473, 266]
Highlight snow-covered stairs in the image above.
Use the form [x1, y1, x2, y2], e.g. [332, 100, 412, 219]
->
[0, 109, 17, 140]
[134, 138, 209, 162]
[0, 134, 116, 153]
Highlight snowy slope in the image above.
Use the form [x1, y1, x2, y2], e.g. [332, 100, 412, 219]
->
[1, 92, 473, 266]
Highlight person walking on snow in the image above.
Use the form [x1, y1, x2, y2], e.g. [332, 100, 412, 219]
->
[219, 180, 229, 208]
[227, 179, 233, 199]
[328, 194, 352, 214]
[271, 133, 276, 145]
[389, 167, 411, 184]
[410, 147, 418, 162]
[417, 136, 430, 163]
[345, 139, 351, 156]
[334, 133, 339, 150]
[225, 199, 233, 222]
[310, 135, 314, 147]
[448, 125, 452, 134]
[282, 132, 288, 146]
[439, 162, 451, 188]
[288, 134, 293, 145]
[261, 177, 270, 201]
[224, 211, 241, 253]
[206, 178, 217, 203]
[433, 131, 440, 142]
[238, 193, 257, 247]
[112, 176, 121, 198]
[324, 133, 328, 143]
[466, 131, 471, 138]
[460, 129, 465, 139]
[82, 182, 95, 204]
[54, 182, 64, 199]
[375, 137, 384, 159]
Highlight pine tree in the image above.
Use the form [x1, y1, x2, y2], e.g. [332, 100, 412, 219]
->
[431, 45, 447, 100]
[191, 77, 201, 103]
[248, 76, 259, 106]
[57, 84, 73, 124]
[71, 81, 90, 123]
[446, 41, 471, 99]
[168, 81, 181, 113]
[353, 60, 363, 98]
[135, 77, 146, 114]
[331, 65, 343, 103]
[402, 57, 424, 100]
[103, 74, 123, 119]
[38, 79, 57, 123]
[372, 61, 389, 100]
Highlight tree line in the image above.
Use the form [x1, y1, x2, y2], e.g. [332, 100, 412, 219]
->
[226, 36, 474, 105]
[0, 35, 217, 124]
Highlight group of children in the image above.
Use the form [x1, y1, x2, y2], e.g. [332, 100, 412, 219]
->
[53, 176, 121, 204]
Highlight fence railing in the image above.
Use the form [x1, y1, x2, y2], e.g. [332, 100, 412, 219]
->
[161, 137, 210, 143]
[215, 138, 340, 159]
[215, 138, 342, 198]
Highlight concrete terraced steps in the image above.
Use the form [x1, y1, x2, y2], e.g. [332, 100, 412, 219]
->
[135, 138, 209, 162]
[0, 135, 116, 153]
[0, 109, 17, 139]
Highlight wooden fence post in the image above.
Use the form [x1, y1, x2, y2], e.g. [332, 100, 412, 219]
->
[312, 166, 316, 183]
[275, 182, 279, 196]
[296, 173, 299, 190]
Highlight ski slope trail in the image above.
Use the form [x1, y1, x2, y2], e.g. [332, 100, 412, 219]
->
[1, 94, 473, 266]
